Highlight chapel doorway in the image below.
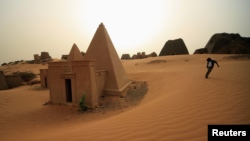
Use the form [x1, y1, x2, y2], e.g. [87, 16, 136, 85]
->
[65, 79, 72, 102]
[44, 77, 47, 88]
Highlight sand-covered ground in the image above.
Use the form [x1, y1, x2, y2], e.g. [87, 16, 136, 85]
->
[0, 54, 250, 141]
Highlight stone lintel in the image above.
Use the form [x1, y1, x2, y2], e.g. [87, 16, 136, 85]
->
[61, 73, 75, 79]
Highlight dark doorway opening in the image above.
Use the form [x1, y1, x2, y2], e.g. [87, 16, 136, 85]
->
[44, 77, 47, 88]
[65, 79, 72, 102]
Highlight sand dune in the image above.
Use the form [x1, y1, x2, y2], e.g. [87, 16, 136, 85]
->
[0, 54, 249, 141]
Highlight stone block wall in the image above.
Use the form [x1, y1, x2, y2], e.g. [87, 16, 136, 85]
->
[0, 71, 8, 90]
[95, 70, 107, 97]
[48, 60, 100, 108]
[40, 69, 49, 88]
[121, 54, 130, 60]
[127, 52, 157, 60]
[34, 54, 41, 61]
[33, 52, 52, 61]
[61, 55, 68, 59]
[5, 74, 22, 88]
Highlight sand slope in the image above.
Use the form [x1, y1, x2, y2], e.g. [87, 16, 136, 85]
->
[0, 54, 249, 141]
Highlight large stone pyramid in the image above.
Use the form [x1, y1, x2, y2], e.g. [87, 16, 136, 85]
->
[84, 23, 130, 92]
[159, 38, 189, 56]
[67, 43, 84, 61]
[204, 33, 250, 54]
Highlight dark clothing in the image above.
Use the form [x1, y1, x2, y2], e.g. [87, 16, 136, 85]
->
[206, 60, 218, 69]
[205, 59, 219, 78]
[205, 67, 213, 78]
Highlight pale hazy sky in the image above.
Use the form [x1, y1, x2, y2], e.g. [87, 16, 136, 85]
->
[0, 0, 249, 64]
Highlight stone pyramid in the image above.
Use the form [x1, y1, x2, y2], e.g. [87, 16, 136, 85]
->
[84, 23, 130, 92]
[67, 43, 84, 61]
[159, 38, 189, 56]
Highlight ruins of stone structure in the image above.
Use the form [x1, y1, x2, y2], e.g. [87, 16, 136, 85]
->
[0, 71, 22, 90]
[61, 55, 68, 60]
[193, 48, 208, 54]
[159, 38, 189, 56]
[34, 54, 40, 61]
[141, 52, 146, 59]
[131, 52, 147, 59]
[34, 52, 52, 61]
[5, 75, 23, 88]
[131, 53, 139, 59]
[0, 71, 8, 90]
[130, 52, 157, 59]
[146, 52, 157, 57]
[40, 69, 49, 88]
[203, 33, 250, 54]
[42, 23, 130, 108]
[121, 54, 131, 60]
[41, 52, 51, 60]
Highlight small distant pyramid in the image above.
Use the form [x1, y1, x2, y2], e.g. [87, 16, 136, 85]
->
[67, 43, 84, 61]
[84, 23, 129, 91]
[159, 38, 189, 56]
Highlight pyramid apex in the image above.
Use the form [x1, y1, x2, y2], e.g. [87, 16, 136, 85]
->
[99, 22, 104, 27]
[67, 43, 84, 61]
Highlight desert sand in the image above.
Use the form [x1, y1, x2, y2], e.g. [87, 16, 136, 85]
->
[0, 54, 249, 141]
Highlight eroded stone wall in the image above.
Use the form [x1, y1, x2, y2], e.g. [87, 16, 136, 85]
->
[40, 69, 49, 88]
[0, 71, 8, 90]
[121, 54, 130, 60]
[204, 33, 250, 54]
[5, 74, 22, 88]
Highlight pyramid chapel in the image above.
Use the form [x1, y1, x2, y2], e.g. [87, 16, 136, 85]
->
[40, 23, 131, 108]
